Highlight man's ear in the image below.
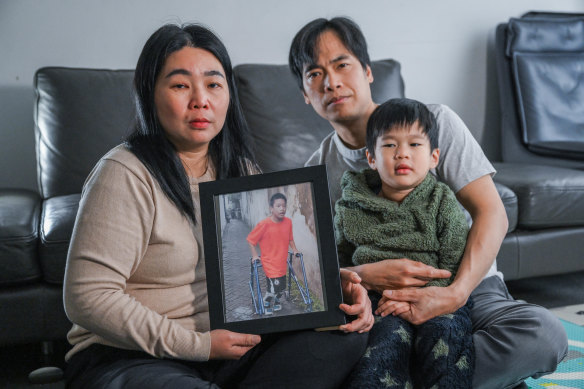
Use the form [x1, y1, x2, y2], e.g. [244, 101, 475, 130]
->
[365, 65, 374, 84]
[430, 148, 440, 169]
[366, 149, 377, 170]
[302, 89, 311, 105]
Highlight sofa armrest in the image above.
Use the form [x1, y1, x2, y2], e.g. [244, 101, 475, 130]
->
[0, 189, 42, 285]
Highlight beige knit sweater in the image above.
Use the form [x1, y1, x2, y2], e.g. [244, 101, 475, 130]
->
[64, 145, 213, 362]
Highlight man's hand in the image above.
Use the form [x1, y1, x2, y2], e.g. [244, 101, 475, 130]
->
[352, 258, 451, 293]
[382, 285, 467, 325]
[338, 268, 374, 333]
[209, 329, 261, 360]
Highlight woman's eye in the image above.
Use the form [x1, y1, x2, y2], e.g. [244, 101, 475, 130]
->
[208, 82, 221, 89]
[172, 83, 187, 89]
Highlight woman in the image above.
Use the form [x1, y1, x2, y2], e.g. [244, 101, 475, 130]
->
[64, 24, 372, 388]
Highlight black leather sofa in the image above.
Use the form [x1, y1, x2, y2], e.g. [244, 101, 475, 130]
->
[493, 12, 584, 280]
[1, 12, 583, 349]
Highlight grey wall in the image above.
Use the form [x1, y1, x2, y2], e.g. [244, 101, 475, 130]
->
[1, 0, 583, 190]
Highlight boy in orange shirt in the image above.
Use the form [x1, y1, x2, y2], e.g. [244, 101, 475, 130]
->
[247, 193, 299, 315]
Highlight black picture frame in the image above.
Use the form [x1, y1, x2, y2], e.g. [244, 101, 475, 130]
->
[200, 165, 346, 334]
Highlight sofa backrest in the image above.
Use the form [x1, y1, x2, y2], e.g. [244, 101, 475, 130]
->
[234, 60, 404, 173]
[34, 67, 135, 199]
[495, 13, 584, 168]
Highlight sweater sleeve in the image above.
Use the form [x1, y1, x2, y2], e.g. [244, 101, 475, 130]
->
[429, 187, 469, 287]
[333, 202, 356, 268]
[63, 158, 211, 361]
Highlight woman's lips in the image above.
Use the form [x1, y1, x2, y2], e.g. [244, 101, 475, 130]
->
[189, 119, 210, 129]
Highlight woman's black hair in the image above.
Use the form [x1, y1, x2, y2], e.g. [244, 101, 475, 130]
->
[126, 24, 258, 225]
[288, 16, 371, 90]
[366, 98, 439, 158]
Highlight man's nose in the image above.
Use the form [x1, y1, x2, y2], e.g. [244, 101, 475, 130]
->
[324, 72, 341, 91]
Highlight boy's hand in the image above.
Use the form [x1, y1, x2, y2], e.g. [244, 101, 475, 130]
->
[209, 329, 261, 360]
[251, 256, 260, 263]
[375, 293, 411, 317]
[338, 268, 374, 333]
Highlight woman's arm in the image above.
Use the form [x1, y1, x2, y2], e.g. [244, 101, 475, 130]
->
[64, 157, 212, 361]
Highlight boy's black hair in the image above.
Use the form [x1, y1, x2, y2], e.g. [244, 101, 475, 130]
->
[269, 193, 287, 207]
[288, 16, 371, 90]
[366, 98, 439, 157]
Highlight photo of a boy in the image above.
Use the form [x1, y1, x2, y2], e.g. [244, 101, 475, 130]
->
[247, 193, 299, 315]
[335, 98, 473, 388]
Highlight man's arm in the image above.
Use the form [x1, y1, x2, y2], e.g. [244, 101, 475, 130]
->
[388, 174, 508, 324]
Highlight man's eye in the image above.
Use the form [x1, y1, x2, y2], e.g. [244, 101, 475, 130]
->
[338, 63, 349, 69]
[307, 72, 320, 80]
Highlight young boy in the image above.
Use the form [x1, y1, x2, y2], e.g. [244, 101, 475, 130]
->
[334, 98, 473, 388]
[247, 193, 299, 315]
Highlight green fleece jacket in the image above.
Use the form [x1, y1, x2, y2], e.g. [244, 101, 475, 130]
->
[334, 169, 468, 287]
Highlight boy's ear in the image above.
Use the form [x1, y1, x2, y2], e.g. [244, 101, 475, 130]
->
[430, 148, 440, 169]
[366, 149, 377, 170]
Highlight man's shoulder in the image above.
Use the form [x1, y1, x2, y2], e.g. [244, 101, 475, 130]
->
[305, 131, 336, 167]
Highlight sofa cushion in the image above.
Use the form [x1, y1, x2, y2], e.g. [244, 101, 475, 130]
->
[506, 17, 584, 159]
[493, 163, 584, 229]
[39, 194, 81, 284]
[0, 189, 41, 285]
[494, 182, 518, 232]
[35, 67, 135, 199]
[234, 60, 404, 173]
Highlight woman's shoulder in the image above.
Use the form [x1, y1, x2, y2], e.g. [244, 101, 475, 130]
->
[85, 144, 154, 188]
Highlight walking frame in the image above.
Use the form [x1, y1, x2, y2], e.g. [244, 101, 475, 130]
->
[249, 251, 313, 315]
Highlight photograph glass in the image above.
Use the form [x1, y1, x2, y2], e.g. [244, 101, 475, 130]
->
[200, 165, 345, 334]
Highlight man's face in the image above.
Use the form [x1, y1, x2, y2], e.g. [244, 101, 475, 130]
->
[301, 30, 374, 126]
[270, 198, 287, 221]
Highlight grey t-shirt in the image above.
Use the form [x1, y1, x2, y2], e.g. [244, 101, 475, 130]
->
[305, 103, 501, 279]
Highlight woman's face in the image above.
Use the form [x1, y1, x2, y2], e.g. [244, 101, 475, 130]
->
[154, 46, 230, 153]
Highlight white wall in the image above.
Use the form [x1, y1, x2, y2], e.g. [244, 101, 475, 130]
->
[1, 0, 583, 190]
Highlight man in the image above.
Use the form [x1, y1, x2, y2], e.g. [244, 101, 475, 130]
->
[288, 17, 567, 389]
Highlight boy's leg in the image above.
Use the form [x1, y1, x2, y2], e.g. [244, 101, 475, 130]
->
[272, 275, 286, 311]
[413, 300, 474, 389]
[471, 276, 567, 389]
[345, 293, 414, 389]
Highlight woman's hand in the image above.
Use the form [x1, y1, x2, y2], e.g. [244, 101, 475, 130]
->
[352, 258, 451, 293]
[338, 268, 374, 333]
[209, 329, 261, 360]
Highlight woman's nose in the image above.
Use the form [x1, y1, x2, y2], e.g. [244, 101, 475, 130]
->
[189, 88, 209, 109]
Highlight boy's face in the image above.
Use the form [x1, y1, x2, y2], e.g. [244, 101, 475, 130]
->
[301, 30, 374, 126]
[270, 199, 287, 221]
[366, 122, 439, 200]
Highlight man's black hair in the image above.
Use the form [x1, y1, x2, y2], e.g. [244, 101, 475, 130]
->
[366, 98, 439, 157]
[269, 193, 287, 207]
[288, 17, 371, 90]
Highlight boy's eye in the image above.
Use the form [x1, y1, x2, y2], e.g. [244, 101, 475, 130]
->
[382, 143, 396, 148]
[411, 143, 422, 147]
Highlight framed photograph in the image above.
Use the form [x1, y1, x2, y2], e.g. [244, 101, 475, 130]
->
[200, 165, 346, 334]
